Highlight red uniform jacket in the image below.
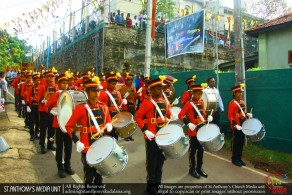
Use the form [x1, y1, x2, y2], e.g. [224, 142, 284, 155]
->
[37, 84, 58, 112]
[20, 81, 33, 100]
[180, 90, 192, 107]
[78, 85, 86, 91]
[98, 89, 122, 115]
[10, 76, 23, 95]
[119, 84, 138, 112]
[65, 101, 111, 153]
[45, 92, 60, 128]
[228, 99, 246, 131]
[139, 86, 150, 103]
[135, 96, 171, 140]
[26, 85, 39, 107]
[178, 99, 206, 137]
[68, 85, 78, 90]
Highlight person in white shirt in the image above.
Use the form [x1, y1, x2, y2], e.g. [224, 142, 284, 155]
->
[206, 77, 224, 129]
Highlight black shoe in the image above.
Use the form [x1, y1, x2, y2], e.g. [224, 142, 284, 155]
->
[30, 136, 35, 141]
[58, 170, 66, 178]
[232, 160, 242, 167]
[129, 136, 134, 141]
[65, 167, 75, 175]
[124, 138, 130, 142]
[41, 147, 47, 154]
[189, 169, 200, 179]
[239, 160, 246, 166]
[47, 145, 56, 151]
[196, 168, 208, 178]
[147, 186, 158, 195]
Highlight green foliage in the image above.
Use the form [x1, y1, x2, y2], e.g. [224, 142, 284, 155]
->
[0, 30, 32, 71]
[140, 0, 176, 20]
[247, 67, 261, 71]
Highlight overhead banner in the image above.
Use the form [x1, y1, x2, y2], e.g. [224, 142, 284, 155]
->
[165, 10, 205, 59]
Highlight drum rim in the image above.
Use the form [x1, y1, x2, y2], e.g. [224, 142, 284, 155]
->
[155, 124, 184, 146]
[197, 124, 220, 141]
[112, 111, 134, 127]
[242, 118, 263, 135]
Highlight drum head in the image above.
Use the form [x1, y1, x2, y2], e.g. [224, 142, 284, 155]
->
[87, 136, 115, 164]
[242, 118, 262, 135]
[155, 124, 183, 146]
[170, 106, 181, 115]
[112, 112, 133, 128]
[197, 124, 220, 142]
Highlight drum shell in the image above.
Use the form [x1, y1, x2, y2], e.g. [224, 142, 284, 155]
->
[242, 118, 265, 142]
[155, 124, 189, 159]
[197, 124, 225, 152]
[86, 136, 128, 177]
[201, 89, 218, 115]
[112, 112, 137, 138]
[169, 106, 184, 127]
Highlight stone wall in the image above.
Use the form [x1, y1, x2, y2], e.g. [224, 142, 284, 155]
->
[45, 24, 235, 74]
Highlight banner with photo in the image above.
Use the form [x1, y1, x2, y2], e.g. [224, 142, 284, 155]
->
[165, 10, 205, 59]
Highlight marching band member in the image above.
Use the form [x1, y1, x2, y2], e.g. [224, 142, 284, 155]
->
[26, 73, 41, 141]
[11, 68, 26, 115]
[180, 75, 196, 107]
[138, 76, 150, 104]
[135, 77, 173, 195]
[77, 73, 91, 91]
[66, 71, 77, 90]
[20, 71, 33, 128]
[162, 75, 177, 103]
[119, 73, 138, 141]
[178, 84, 213, 179]
[98, 73, 127, 140]
[45, 74, 75, 178]
[65, 77, 112, 190]
[228, 84, 252, 167]
[37, 71, 58, 154]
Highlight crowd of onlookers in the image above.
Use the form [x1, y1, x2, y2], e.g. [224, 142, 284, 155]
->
[109, 10, 165, 33]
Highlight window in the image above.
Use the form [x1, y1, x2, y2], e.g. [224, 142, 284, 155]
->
[289, 50, 292, 64]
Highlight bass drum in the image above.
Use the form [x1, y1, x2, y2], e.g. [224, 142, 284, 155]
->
[57, 90, 88, 133]
[201, 88, 218, 115]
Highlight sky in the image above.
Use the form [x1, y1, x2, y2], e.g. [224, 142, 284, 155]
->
[223, 0, 292, 9]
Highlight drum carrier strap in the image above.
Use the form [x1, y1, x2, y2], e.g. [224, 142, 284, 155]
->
[190, 102, 204, 122]
[85, 104, 101, 137]
[150, 99, 165, 122]
[162, 92, 170, 106]
[233, 100, 246, 118]
[105, 90, 120, 112]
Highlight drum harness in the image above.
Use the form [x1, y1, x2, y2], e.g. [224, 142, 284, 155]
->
[233, 100, 246, 118]
[190, 102, 205, 122]
[85, 104, 102, 140]
[150, 99, 170, 128]
[105, 90, 120, 112]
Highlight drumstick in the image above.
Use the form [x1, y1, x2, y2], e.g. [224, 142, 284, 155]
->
[206, 109, 214, 130]
[91, 118, 118, 138]
[247, 108, 253, 126]
[155, 133, 171, 136]
[85, 146, 94, 149]
[170, 96, 181, 107]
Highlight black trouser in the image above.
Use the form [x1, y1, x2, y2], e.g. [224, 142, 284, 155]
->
[108, 111, 119, 140]
[213, 111, 220, 127]
[55, 128, 72, 170]
[24, 105, 30, 126]
[29, 104, 40, 137]
[14, 93, 20, 110]
[145, 139, 165, 186]
[18, 98, 24, 116]
[39, 111, 55, 148]
[189, 136, 204, 171]
[232, 130, 245, 161]
[81, 152, 102, 185]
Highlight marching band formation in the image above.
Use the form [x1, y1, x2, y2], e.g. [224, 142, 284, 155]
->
[10, 67, 265, 195]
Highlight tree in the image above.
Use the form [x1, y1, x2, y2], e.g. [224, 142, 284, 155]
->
[242, 0, 290, 20]
[140, 0, 176, 21]
[0, 30, 31, 71]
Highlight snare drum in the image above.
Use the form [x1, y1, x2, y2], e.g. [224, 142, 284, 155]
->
[155, 124, 189, 159]
[170, 106, 184, 126]
[112, 112, 137, 138]
[242, 118, 265, 142]
[86, 136, 128, 177]
[201, 88, 218, 115]
[57, 90, 87, 132]
[197, 124, 224, 152]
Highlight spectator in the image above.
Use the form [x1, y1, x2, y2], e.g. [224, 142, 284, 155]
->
[121, 13, 125, 26]
[115, 10, 124, 26]
[142, 14, 147, 30]
[126, 13, 132, 28]
[0, 72, 7, 101]
[110, 12, 116, 23]
[132, 15, 138, 29]
[138, 11, 143, 29]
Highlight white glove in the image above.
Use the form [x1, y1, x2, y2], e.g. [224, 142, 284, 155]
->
[171, 113, 178, 121]
[76, 141, 85, 153]
[122, 99, 127, 105]
[41, 99, 47, 104]
[172, 98, 179, 105]
[246, 113, 253, 119]
[50, 109, 58, 116]
[26, 106, 31, 113]
[144, 130, 155, 140]
[106, 123, 113, 132]
[207, 115, 213, 122]
[235, 125, 243, 131]
[188, 123, 196, 131]
[22, 100, 25, 105]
